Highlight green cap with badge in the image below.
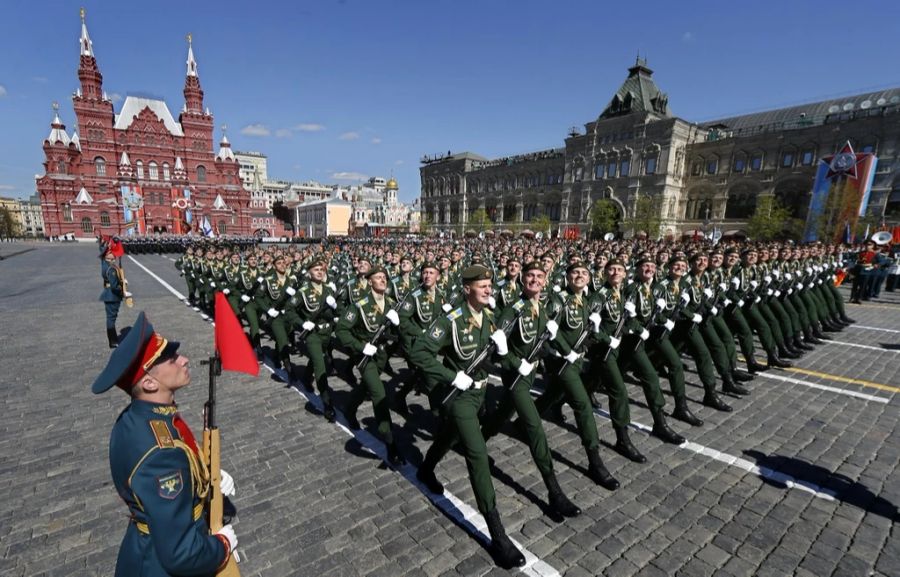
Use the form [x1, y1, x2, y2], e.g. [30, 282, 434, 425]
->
[461, 264, 492, 283]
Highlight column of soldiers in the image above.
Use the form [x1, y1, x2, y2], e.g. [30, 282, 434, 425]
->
[170, 236, 859, 569]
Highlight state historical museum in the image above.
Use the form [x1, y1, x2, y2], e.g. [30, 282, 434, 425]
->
[37, 11, 250, 239]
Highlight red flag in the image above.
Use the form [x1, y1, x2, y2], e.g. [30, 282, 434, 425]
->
[109, 237, 125, 257]
[214, 292, 259, 376]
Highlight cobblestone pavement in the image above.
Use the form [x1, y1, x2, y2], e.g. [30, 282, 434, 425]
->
[1, 243, 898, 577]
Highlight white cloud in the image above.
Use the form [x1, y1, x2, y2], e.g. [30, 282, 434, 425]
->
[294, 123, 325, 132]
[394, 160, 404, 165]
[240, 123, 271, 137]
[109, 92, 123, 103]
[31, 76, 49, 84]
[682, 32, 694, 42]
[331, 171, 368, 181]
[0, 184, 16, 191]
[370, 137, 382, 145]
[275, 128, 293, 138]
[0, 85, 7, 98]
[339, 131, 360, 141]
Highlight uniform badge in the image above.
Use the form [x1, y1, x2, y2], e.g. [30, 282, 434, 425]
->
[430, 326, 445, 340]
[402, 301, 413, 311]
[345, 310, 357, 322]
[157, 471, 183, 499]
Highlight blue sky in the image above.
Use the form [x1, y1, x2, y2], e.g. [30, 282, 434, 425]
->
[2, 0, 899, 202]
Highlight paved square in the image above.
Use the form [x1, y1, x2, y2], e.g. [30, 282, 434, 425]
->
[1, 242, 898, 576]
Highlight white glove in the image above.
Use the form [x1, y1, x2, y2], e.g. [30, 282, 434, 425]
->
[488, 296, 497, 309]
[817, 279, 823, 285]
[624, 301, 636, 317]
[609, 336, 621, 350]
[327, 281, 336, 291]
[764, 276, 772, 283]
[545, 320, 559, 341]
[518, 358, 534, 377]
[216, 524, 237, 554]
[656, 298, 666, 310]
[719, 283, 728, 291]
[491, 330, 508, 356]
[806, 267, 813, 274]
[755, 296, 762, 303]
[210, 281, 216, 287]
[302, 321, 315, 331]
[442, 303, 453, 312]
[326, 295, 337, 309]
[703, 288, 713, 298]
[738, 299, 745, 307]
[286, 286, 296, 296]
[664, 319, 675, 331]
[767, 289, 773, 296]
[731, 277, 740, 287]
[723, 298, 732, 307]
[267, 308, 280, 318]
[785, 272, 793, 279]
[564, 350, 580, 364]
[680, 291, 691, 304]
[223, 288, 230, 295]
[552, 285, 562, 293]
[362, 342, 377, 357]
[787, 289, 794, 295]
[750, 280, 759, 289]
[241, 295, 251, 303]
[219, 470, 235, 497]
[692, 313, 703, 323]
[385, 309, 400, 326]
[640, 328, 650, 341]
[257, 277, 264, 284]
[452, 371, 473, 391]
[774, 290, 781, 297]
[589, 312, 602, 332]
[796, 283, 803, 290]
[710, 306, 718, 316]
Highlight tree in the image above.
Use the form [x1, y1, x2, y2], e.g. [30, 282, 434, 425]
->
[746, 196, 794, 241]
[469, 208, 490, 231]
[589, 199, 619, 239]
[0, 206, 20, 240]
[624, 194, 662, 239]
[530, 214, 552, 236]
[418, 213, 433, 236]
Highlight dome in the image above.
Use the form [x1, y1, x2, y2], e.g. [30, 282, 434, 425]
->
[386, 177, 399, 190]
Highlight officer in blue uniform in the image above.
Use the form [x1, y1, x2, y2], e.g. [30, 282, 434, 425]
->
[92, 312, 238, 577]
[99, 248, 124, 349]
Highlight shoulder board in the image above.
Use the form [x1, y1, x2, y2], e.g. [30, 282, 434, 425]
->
[447, 307, 464, 321]
[598, 287, 609, 296]
[149, 420, 175, 449]
[511, 299, 527, 313]
[356, 296, 370, 307]
[496, 279, 508, 288]
[412, 288, 422, 297]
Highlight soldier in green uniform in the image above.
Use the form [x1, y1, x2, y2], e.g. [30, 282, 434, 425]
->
[174, 245, 198, 306]
[334, 266, 405, 466]
[494, 256, 522, 311]
[722, 248, 770, 373]
[410, 265, 526, 569]
[294, 258, 339, 422]
[256, 254, 300, 371]
[706, 250, 757, 382]
[738, 248, 794, 368]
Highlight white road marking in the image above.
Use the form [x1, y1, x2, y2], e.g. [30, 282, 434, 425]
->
[822, 340, 900, 354]
[852, 324, 900, 334]
[752, 371, 890, 403]
[132, 255, 560, 577]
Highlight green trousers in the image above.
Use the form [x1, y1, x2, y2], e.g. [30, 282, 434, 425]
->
[534, 358, 600, 451]
[698, 319, 733, 379]
[303, 332, 335, 406]
[725, 307, 758, 363]
[243, 301, 262, 339]
[593, 338, 665, 428]
[709, 315, 737, 367]
[671, 321, 718, 394]
[646, 336, 687, 401]
[743, 305, 777, 355]
[346, 353, 394, 444]
[757, 302, 785, 346]
[481, 369, 554, 477]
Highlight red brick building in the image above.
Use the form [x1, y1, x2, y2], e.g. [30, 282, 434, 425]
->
[37, 11, 251, 239]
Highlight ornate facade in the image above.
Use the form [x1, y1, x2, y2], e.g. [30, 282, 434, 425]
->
[37, 11, 250, 239]
[420, 59, 900, 238]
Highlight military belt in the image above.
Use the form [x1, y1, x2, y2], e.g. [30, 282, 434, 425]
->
[133, 503, 204, 534]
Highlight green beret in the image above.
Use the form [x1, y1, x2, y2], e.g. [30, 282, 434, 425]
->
[507, 255, 521, 265]
[462, 264, 492, 283]
[566, 262, 590, 275]
[420, 261, 440, 272]
[365, 266, 387, 279]
[522, 261, 544, 274]
[724, 247, 739, 255]
[740, 247, 757, 257]
[605, 258, 625, 269]
[634, 258, 655, 268]
[668, 255, 687, 266]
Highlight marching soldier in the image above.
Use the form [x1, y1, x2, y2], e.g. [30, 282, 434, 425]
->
[91, 312, 237, 577]
[410, 264, 526, 569]
[100, 247, 126, 349]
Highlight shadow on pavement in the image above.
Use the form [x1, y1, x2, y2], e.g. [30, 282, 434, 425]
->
[743, 449, 899, 522]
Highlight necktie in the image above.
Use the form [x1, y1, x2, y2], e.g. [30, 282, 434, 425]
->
[173, 414, 199, 456]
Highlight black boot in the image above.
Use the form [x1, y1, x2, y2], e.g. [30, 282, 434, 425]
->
[821, 320, 841, 332]
[813, 325, 833, 340]
[840, 314, 856, 324]
[416, 462, 444, 494]
[106, 327, 119, 349]
[549, 401, 567, 423]
[722, 373, 749, 396]
[794, 336, 815, 351]
[322, 400, 336, 423]
[279, 350, 294, 383]
[651, 411, 685, 445]
[484, 508, 526, 569]
[386, 442, 406, 467]
[731, 369, 754, 382]
[614, 425, 646, 463]
[252, 334, 263, 363]
[703, 391, 733, 412]
[588, 391, 602, 410]
[746, 357, 769, 373]
[543, 473, 581, 519]
[586, 448, 620, 490]
[803, 327, 824, 345]
[778, 344, 800, 359]
[672, 398, 704, 427]
[767, 353, 793, 369]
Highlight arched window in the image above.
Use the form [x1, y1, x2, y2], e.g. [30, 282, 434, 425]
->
[136, 160, 144, 179]
[100, 211, 111, 226]
[163, 162, 171, 181]
[81, 217, 93, 233]
[94, 157, 106, 176]
[218, 221, 227, 235]
[197, 165, 207, 182]
[148, 161, 158, 181]
[63, 204, 73, 222]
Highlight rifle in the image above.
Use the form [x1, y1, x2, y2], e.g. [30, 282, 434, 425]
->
[201, 354, 241, 577]
[633, 292, 666, 352]
[507, 305, 561, 390]
[603, 292, 636, 362]
[442, 300, 527, 407]
[557, 297, 602, 376]
[355, 283, 422, 373]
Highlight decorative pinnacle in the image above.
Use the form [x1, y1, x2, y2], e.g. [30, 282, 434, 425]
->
[53, 101, 59, 112]
[80, 7, 85, 21]
[187, 33, 192, 45]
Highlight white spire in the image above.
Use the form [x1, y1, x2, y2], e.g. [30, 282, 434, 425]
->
[117, 151, 133, 178]
[186, 33, 197, 77]
[71, 131, 81, 151]
[174, 156, 184, 170]
[213, 194, 228, 210]
[46, 103, 70, 146]
[216, 125, 235, 161]
[119, 151, 131, 166]
[74, 186, 93, 205]
[79, 8, 93, 57]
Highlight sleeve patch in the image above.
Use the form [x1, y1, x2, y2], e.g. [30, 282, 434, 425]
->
[430, 325, 445, 340]
[402, 301, 413, 311]
[345, 310, 357, 322]
[157, 471, 184, 499]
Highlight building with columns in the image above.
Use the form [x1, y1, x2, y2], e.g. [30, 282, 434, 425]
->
[36, 11, 251, 239]
[420, 59, 900, 238]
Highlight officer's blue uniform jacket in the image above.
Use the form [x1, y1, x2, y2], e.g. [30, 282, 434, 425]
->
[109, 399, 226, 577]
